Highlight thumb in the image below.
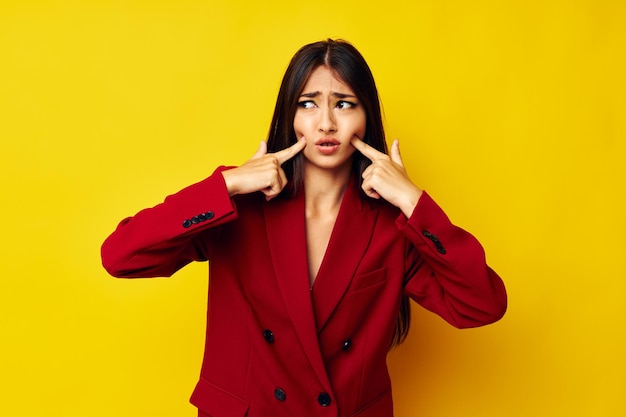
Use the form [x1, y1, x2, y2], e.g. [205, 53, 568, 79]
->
[390, 139, 403, 166]
[251, 141, 267, 159]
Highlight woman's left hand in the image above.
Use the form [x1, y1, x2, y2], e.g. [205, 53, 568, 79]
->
[351, 137, 423, 218]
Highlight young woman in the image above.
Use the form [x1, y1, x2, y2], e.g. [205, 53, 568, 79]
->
[101, 39, 507, 417]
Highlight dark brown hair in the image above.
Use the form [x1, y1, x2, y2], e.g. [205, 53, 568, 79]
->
[267, 39, 410, 347]
[267, 39, 386, 194]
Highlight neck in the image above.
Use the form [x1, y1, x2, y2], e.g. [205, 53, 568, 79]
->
[302, 162, 352, 213]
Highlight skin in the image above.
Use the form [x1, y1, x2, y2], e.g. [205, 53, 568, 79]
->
[351, 137, 423, 218]
[293, 66, 366, 177]
[223, 67, 422, 212]
[221, 138, 307, 201]
[222, 67, 423, 281]
[294, 66, 369, 282]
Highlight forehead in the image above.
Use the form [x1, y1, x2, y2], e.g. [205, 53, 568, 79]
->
[302, 66, 354, 94]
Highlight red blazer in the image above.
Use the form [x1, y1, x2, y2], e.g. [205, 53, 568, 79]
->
[101, 166, 506, 417]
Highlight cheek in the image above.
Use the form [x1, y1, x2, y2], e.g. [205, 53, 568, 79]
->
[292, 115, 301, 134]
[293, 114, 311, 136]
[348, 114, 367, 137]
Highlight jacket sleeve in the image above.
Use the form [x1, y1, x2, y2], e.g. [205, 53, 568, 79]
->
[101, 166, 237, 278]
[397, 191, 507, 328]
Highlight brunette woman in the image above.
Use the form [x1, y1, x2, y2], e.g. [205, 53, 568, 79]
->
[102, 39, 506, 417]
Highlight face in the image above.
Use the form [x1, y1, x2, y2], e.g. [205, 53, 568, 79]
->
[293, 66, 366, 173]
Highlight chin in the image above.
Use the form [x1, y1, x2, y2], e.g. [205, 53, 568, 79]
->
[303, 154, 354, 172]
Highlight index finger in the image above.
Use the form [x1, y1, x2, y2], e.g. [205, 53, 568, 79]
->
[351, 137, 385, 161]
[273, 136, 307, 165]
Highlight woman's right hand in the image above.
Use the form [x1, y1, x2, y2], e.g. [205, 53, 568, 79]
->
[222, 137, 307, 201]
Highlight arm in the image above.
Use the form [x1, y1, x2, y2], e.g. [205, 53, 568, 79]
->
[351, 137, 506, 327]
[101, 166, 237, 278]
[101, 138, 307, 279]
[398, 192, 507, 328]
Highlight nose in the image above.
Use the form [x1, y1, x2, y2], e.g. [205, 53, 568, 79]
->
[318, 106, 337, 134]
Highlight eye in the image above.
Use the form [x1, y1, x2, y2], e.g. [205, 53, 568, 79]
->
[297, 100, 317, 109]
[336, 100, 357, 110]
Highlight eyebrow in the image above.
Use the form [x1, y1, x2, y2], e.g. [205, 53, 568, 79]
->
[299, 91, 357, 99]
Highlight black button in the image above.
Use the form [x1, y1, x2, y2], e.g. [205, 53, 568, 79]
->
[263, 329, 275, 343]
[342, 339, 352, 351]
[423, 230, 446, 254]
[191, 216, 200, 224]
[182, 219, 192, 228]
[198, 213, 207, 222]
[317, 392, 331, 407]
[205, 211, 214, 219]
[274, 388, 286, 401]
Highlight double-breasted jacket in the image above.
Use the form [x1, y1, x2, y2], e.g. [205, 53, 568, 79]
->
[101, 167, 507, 417]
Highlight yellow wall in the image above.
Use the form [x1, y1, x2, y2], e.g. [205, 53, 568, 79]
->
[1, 1, 624, 416]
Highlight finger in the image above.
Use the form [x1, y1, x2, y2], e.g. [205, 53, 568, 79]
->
[274, 136, 307, 165]
[251, 141, 267, 159]
[390, 139, 404, 167]
[369, 190, 381, 199]
[361, 163, 374, 180]
[262, 183, 279, 201]
[260, 176, 279, 200]
[351, 137, 384, 161]
[360, 166, 378, 199]
[361, 182, 381, 200]
[263, 168, 288, 201]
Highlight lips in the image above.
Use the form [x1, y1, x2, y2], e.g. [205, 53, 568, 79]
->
[315, 138, 340, 146]
[315, 138, 340, 155]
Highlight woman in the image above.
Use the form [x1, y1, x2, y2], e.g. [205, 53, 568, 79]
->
[101, 39, 506, 417]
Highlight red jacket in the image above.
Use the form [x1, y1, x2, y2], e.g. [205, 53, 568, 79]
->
[101, 166, 506, 417]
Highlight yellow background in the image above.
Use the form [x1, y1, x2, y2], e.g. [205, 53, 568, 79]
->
[1, 0, 624, 416]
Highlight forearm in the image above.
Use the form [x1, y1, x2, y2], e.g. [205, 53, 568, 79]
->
[101, 167, 237, 278]
[399, 192, 507, 328]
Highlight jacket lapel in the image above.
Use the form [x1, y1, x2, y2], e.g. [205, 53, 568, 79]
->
[263, 193, 331, 391]
[311, 183, 379, 333]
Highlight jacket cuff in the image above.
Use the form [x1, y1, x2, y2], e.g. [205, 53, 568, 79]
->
[175, 166, 237, 231]
[395, 191, 456, 256]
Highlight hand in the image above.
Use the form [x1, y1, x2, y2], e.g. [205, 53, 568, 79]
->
[222, 137, 307, 201]
[351, 137, 423, 217]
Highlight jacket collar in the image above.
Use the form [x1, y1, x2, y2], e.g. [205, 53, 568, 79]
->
[310, 181, 379, 333]
[264, 181, 378, 387]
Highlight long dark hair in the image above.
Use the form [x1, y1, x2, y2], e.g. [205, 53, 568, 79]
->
[267, 39, 410, 347]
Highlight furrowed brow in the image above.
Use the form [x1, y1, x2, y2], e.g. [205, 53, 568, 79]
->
[299, 91, 356, 98]
[332, 92, 356, 99]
